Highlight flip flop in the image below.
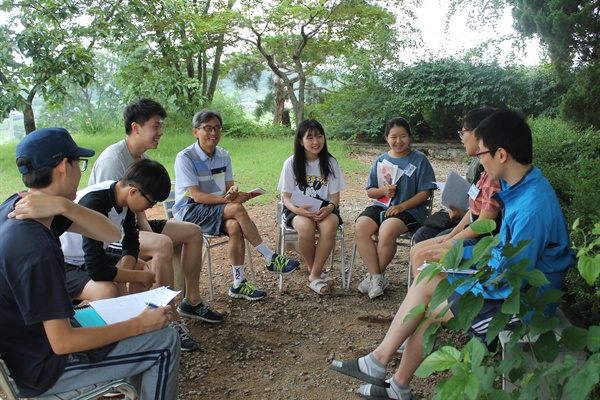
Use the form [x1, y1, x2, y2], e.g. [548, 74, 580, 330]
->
[308, 278, 330, 295]
[320, 273, 334, 286]
[359, 383, 418, 399]
[330, 358, 389, 387]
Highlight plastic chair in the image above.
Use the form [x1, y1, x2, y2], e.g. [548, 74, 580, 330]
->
[275, 201, 346, 291]
[1, 354, 138, 400]
[163, 182, 255, 300]
[347, 192, 434, 290]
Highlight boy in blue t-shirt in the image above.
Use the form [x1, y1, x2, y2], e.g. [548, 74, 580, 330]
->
[331, 109, 575, 400]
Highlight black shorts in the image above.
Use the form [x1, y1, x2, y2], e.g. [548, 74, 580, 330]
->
[65, 254, 120, 300]
[282, 205, 343, 228]
[148, 219, 167, 234]
[358, 205, 419, 231]
[449, 291, 519, 342]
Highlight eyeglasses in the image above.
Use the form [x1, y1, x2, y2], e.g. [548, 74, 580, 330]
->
[475, 149, 498, 159]
[62, 157, 88, 172]
[457, 129, 471, 140]
[79, 159, 88, 172]
[198, 124, 222, 133]
[131, 186, 157, 208]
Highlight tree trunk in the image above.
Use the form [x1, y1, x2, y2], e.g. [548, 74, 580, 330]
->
[23, 103, 36, 134]
[273, 73, 285, 125]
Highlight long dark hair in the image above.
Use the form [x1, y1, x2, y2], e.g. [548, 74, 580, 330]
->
[293, 119, 336, 190]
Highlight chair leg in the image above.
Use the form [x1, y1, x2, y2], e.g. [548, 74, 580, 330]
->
[347, 238, 357, 290]
[245, 238, 256, 284]
[202, 243, 214, 301]
[339, 227, 346, 289]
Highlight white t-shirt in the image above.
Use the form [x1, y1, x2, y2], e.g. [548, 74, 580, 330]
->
[277, 156, 346, 201]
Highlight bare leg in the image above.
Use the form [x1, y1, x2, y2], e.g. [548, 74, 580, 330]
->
[78, 280, 119, 301]
[311, 215, 338, 280]
[138, 231, 175, 289]
[161, 221, 203, 304]
[222, 203, 263, 247]
[222, 218, 245, 266]
[375, 219, 408, 274]
[127, 259, 152, 294]
[355, 216, 381, 275]
[291, 215, 317, 273]
[370, 274, 453, 385]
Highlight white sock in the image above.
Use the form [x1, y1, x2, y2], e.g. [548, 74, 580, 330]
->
[255, 242, 275, 261]
[232, 265, 245, 286]
[358, 352, 386, 380]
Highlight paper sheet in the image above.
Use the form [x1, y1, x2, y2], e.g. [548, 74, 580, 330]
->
[87, 286, 181, 325]
[440, 170, 471, 211]
[290, 188, 323, 212]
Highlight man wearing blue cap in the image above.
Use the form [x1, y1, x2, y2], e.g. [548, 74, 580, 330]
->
[0, 128, 180, 399]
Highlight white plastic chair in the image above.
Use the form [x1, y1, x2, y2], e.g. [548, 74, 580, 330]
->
[163, 182, 255, 300]
[1, 354, 138, 400]
[275, 201, 346, 291]
[347, 192, 434, 290]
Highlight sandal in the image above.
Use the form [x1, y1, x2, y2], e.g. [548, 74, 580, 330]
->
[320, 273, 334, 286]
[308, 278, 330, 295]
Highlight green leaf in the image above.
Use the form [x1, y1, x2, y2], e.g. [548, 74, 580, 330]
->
[429, 278, 455, 312]
[501, 291, 521, 315]
[587, 326, 600, 352]
[559, 326, 588, 351]
[486, 313, 512, 344]
[529, 313, 559, 338]
[531, 331, 559, 363]
[577, 255, 600, 285]
[441, 239, 464, 269]
[563, 354, 600, 399]
[415, 346, 461, 377]
[469, 219, 496, 235]
[463, 338, 486, 369]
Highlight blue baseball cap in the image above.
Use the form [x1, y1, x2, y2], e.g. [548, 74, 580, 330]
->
[16, 128, 95, 174]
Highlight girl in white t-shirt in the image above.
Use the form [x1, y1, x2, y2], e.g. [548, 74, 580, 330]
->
[277, 119, 346, 294]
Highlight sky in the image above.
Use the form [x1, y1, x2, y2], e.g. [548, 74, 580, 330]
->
[398, 0, 545, 66]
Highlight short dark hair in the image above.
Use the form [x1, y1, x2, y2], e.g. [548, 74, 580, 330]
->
[124, 99, 167, 135]
[385, 117, 411, 138]
[121, 159, 171, 202]
[462, 107, 496, 131]
[475, 109, 533, 165]
[192, 109, 223, 128]
[17, 157, 79, 189]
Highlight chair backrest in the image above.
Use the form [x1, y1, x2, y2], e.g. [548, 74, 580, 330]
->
[163, 181, 176, 220]
[0, 354, 19, 400]
[424, 190, 435, 219]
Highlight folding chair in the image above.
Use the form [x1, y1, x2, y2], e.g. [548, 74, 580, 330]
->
[163, 182, 255, 300]
[275, 201, 346, 291]
[1, 354, 138, 400]
[346, 192, 434, 290]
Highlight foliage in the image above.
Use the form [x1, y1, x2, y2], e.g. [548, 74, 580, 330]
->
[413, 220, 600, 399]
[232, 0, 412, 126]
[0, 0, 98, 133]
[560, 62, 600, 129]
[312, 60, 560, 140]
[529, 118, 600, 232]
[508, 0, 599, 77]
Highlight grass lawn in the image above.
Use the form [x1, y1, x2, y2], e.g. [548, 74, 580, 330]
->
[0, 132, 368, 203]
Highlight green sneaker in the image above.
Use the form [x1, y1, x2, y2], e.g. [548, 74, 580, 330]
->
[266, 253, 300, 275]
[228, 279, 266, 301]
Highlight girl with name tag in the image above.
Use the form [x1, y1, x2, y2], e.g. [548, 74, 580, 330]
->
[409, 108, 502, 280]
[355, 117, 437, 299]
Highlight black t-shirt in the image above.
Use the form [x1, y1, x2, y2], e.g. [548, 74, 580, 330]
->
[0, 193, 73, 396]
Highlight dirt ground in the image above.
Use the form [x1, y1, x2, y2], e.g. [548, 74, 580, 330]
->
[142, 147, 468, 400]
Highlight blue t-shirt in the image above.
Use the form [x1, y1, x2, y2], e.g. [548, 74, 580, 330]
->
[449, 167, 576, 316]
[366, 150, 437, 224]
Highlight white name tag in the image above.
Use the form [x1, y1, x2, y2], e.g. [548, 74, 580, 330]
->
[468, 183, 480, 200]
[404, 163, 417, 177]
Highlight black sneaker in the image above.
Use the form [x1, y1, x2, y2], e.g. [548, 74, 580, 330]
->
[169, 320, 198, 352]
[266, 253, 300, 275]
[177, 298, 223, 323]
